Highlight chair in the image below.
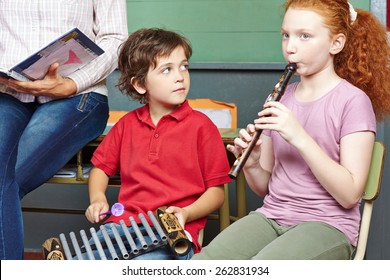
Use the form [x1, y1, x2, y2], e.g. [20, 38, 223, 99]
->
[353, 141, 386, 260]
[188, 98, 237, 129]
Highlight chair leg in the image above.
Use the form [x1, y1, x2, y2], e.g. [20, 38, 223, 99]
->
[218, 184, 231, 231]
[76, 150, 84, 181]
[353, 201, 374, 260]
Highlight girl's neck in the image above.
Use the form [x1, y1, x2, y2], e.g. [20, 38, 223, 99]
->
[295, 68, 342, 102]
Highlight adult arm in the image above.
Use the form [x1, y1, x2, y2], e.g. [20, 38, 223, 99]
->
[1, 0, 128, 98]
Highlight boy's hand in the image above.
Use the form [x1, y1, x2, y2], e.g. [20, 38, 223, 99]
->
[85, 201, 109, 224]
[165, 206, 188, 229]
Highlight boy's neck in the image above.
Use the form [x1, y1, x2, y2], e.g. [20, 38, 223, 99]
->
[148, 103, 181, 126]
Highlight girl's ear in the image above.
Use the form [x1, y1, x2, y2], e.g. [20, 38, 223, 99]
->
[330, 33, 346, 55]
[131, 77, 147, 94]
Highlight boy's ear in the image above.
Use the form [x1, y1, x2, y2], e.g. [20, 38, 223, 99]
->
[131, 77, 147, 94]
[330, 33, 346, 55]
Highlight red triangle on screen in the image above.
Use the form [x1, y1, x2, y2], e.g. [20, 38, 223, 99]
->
[64, 50, 82, 65]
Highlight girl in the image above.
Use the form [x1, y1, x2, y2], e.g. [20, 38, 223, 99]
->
[193, 0, 390, 260]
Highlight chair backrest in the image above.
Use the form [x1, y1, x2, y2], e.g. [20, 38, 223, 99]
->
[353, 141, 386, 260]
[107, 99, 238, 129]
[107, 111, 128, 126]
[188, 98, 237, 128]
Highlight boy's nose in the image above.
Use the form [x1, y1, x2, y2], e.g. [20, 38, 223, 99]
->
[175, 71, 184, 82]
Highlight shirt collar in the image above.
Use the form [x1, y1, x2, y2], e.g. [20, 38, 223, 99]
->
[136, 100, 192, 126]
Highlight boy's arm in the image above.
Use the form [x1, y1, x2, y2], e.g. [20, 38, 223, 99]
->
[166, 185, 225, 227]
[85, 167, 110, 223]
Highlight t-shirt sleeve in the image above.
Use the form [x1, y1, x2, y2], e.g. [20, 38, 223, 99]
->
[91, 121, 123, 176]
[198, 119, 232, 187]
[340, 92, 376, 138]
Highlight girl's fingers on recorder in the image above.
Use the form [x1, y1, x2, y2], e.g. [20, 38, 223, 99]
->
[226, 144, 238, 157]
[227, 140, 244, 158]
[246, 123, 256, 135]
[226, 132, 250, 157]
[239, 125, 254, 142]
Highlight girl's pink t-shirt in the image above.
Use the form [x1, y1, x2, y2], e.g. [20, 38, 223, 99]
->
[259, 80, 376, 246]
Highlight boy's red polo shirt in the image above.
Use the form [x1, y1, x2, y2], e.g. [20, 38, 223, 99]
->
[91, 100, 232, 252]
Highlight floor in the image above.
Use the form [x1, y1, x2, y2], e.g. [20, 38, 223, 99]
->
[24, 250, 44, 260]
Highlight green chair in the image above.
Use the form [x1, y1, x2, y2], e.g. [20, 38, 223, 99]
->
[353, 141, 386, 260]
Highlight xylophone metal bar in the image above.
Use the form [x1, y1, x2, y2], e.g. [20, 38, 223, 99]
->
[129, 216, 148, 250]
[110, 223, 130, 259]
[148, 210, 167, 242]
[59, 233, 73, 260]
[80, 229, 95, 260]
[70, 231, 83, 260]
[90, 227, 107, 260]
[139, 213, 159, 245]
[120, 219, 139, 255]
[100, 225, 119, 260]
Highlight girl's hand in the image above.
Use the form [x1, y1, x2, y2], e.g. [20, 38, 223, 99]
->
[226, 124, 263, 167]
[255, 101, 305, 146]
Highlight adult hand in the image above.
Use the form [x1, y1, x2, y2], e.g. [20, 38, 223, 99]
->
[0, 63, 77, 98]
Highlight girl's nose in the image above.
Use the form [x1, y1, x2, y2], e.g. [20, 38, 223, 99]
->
[286, 40, 297, 54]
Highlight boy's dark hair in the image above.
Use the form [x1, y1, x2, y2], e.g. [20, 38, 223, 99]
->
[117, 28, 193, 104]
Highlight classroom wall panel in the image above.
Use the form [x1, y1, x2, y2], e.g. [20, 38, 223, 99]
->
[125, 0, 370, 63]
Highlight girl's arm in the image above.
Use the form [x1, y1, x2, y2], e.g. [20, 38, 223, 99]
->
[293, 130, 374, 208]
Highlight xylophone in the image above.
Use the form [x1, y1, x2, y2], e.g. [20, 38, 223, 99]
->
[42, 208, 192, 260]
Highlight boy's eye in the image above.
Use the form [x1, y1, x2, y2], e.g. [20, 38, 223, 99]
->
[281, 33, 289, 40]
[162, 67, 171, 74]
[181, 64, 189, 71]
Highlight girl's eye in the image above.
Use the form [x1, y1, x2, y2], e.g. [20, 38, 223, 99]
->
[300, 33, 310, 40]
[162, 67, 171, 74]
[281, 33, 289, 40]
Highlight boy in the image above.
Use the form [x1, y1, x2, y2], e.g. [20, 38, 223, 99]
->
[85, 28, 232, 260]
